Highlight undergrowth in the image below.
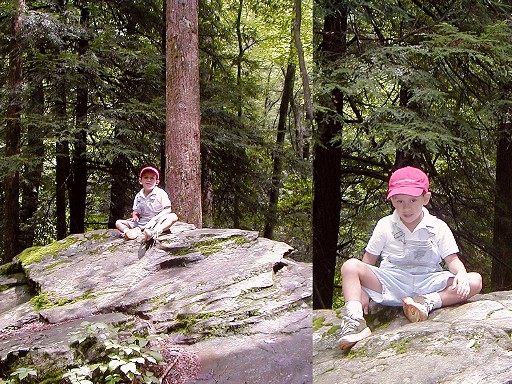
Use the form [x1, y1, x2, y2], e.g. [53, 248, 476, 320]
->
[0, 321, 165, 384]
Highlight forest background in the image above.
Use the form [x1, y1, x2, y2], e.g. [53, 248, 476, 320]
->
[3, 0, 512, 313]
[0, 0, 313, 264]
[313, 0, 512, 309]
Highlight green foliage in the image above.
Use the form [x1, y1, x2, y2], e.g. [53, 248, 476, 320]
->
[7, 367, 38, 383]
[0, 0, 312, 263]
[316, 0, 512, 302]
[64, 321, 164, 384]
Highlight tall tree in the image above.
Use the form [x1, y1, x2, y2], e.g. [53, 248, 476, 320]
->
[3, 0, 25, 262]
[166, 0, 202, 227]
[491, 85, 512, 290]
[293, 0, 312, 159]
[19, 58, 45, 250]
[312, 0, 347, 309]
[264, 64, 295, 239]
[68, 1, 89, 234]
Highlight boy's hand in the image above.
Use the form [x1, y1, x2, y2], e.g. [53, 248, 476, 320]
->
[452, 271, 470, 299]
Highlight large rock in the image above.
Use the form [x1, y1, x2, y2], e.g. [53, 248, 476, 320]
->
[313, 292, 512, 384]
[0, 223, 312, 383]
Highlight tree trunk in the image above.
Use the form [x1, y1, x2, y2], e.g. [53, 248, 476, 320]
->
[264, 64, 295, 239]
[108, 129, 132, 228]
[53, 0, 69, 240]
[69, 2, 89, 234]
[3, 0, 25, 262]
[492, 121, 512, 290]
[55, 69, 69, 240]
[294, 0, 313, 123]
[20, 63, 45, 249]
[293, 0, 313, 160]
[312, 1, 347, 309]
[166, 0, 202, 227]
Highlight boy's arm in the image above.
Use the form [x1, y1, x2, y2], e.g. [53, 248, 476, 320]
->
[362, 252, 378, 266]
[144, 206, 173, 228]
[444, 254, 470, 299]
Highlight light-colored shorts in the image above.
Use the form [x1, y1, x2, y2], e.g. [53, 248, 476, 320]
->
[362, 265, 455, 306]
[118, 219, 146, 230]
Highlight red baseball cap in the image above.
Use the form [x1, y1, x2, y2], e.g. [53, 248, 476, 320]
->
[139, 166, 160, 179]
[387, 166, 429, 199]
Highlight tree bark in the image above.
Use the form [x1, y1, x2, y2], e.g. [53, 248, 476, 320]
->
[55, 70, 69, 240]
[492, 121, 512, 290]
[312, 1, 347, 309]
[166, 0, 202, 227]
[69, 1, 89, 234]
[264, 64, 295, 239]
[3, 0, 25, 262]
[294, 0, 313, 123]
[20, 62, 45, 249]
[108, 129, 132, 228]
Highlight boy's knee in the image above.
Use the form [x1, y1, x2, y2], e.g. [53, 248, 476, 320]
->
[341, 258, 363, 275]
[471, 272, 483, 293]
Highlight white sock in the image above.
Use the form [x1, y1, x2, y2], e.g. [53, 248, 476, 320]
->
[424, 292, 442, 311]
[345, 300, 364, 319]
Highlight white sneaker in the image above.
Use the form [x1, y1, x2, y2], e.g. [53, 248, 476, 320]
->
[124, 227, 141, 240]
[402, 296, 434, 322]
[337, 316, 372, 350]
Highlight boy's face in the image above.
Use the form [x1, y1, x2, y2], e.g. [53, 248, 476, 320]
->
[139, 171, 159, 190]
[390, 192, 431, 229]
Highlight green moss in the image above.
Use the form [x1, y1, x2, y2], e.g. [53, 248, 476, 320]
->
[172, 236, 249, 258]
[30, 292, 71, 310]
[347, 347, 368, 358]
[390, 338, 411, 354]
[325, 325, 340, 336]
[0, 261, 22, 276]
[313, 316, 326, 332]
[232, 235, 250, 246]
[18, 237, 78, 267]
[30, 289, 97, 310]
[43, 260, 72, 271]
[85, 231, 109, 241]
[174, 311, 227, 333]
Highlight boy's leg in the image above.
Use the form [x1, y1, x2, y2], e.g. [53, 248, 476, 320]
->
[439, 272, 483, 306]
[144, 212, 178, 240]
[116, 220, 140, 240]
[403, 272, 482, 322]
[338, 259, 382, 349]
[341, 258, 383, 304]
[115, 219, 129, 233]
[116, 219, 140, 239]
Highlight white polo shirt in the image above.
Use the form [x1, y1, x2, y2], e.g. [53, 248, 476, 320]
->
[365, 208, 459, 275]
[132, 186, 171, 226]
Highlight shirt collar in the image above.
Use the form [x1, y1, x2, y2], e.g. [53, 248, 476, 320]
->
[138, 186, 158, 197]
[391, 207, 435, 232]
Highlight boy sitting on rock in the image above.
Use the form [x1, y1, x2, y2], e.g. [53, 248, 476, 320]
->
[115, 166, 178, 241]
[338, 166, 482, 349]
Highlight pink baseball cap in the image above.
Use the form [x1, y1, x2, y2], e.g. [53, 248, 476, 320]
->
[139, 166, 160, 179]
[387, 166, 429, 198]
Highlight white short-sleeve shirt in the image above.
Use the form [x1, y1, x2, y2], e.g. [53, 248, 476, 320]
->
[365, 208, 459, 275]
[132, 186, 172, 226]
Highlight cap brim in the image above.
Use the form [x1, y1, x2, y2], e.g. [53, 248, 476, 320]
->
[387, 187, 425, 199]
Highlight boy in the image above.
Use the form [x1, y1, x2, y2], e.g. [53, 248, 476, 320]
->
[115, 166, 178, 241]
[338, 166, 482, 350]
